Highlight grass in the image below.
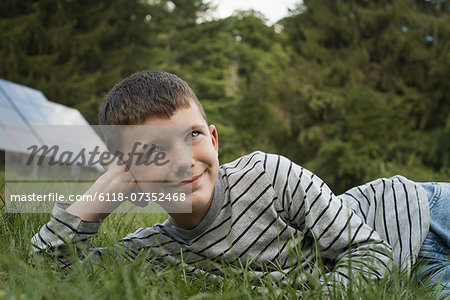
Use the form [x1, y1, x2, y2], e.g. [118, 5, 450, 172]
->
[0, 175, 446, 299]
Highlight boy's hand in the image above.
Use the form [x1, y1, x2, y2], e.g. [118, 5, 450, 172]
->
[66, 154, 146, 221]
[100, 155, 148, 208]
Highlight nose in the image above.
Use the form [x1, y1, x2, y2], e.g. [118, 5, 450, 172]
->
[170, 144, 192, 178]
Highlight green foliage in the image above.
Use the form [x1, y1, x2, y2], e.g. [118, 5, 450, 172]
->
[0, 0, 156, 123]
[0, 0, 448, 192]
[279, 0, 450, 192]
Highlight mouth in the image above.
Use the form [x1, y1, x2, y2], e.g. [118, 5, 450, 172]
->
[169, 172, 203, 189]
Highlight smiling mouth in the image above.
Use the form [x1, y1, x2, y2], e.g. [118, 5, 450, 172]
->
[138, 171, 202, 189]
[169, 173, 203, 188]
[132, 172, 204, 188]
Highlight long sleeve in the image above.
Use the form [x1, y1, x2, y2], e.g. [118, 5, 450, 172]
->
[338, 176, 430, 270]
[30, 151, 394, 290]
[31, 203, 103, 266]
[265, 153, 392, 286]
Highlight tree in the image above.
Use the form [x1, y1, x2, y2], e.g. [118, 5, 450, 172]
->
[0, 0, 157, 123]
[280, 0, 450, 192]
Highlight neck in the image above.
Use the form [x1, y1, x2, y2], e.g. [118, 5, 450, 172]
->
[168, 198, 213, 230]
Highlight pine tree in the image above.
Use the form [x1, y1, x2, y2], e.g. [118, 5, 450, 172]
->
[280, 0, 450, 191]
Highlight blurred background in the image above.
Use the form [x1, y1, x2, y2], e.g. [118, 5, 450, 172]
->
[1, 0, 449, 193]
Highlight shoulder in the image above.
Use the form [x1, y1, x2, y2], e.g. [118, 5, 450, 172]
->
[218, 151, 267, 184]
[219, 151, 299, 189]
[220, 150, 265, 168]
[220, 151, 294, 173]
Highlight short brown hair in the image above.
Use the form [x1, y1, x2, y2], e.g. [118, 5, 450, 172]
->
[99, 71, 207, 125]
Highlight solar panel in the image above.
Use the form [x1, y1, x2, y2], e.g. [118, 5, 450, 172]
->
[3, 126, 41, 153]
[11, 100, 48, 124]
[0, 79, 48, 103]
[0, 105, 28, 127]
[0, 91, 12, 108]
[40, 101, 89, 126]
[20, 85, 49, 105]
[0, 79, 27, 99]
[0, 78, 106, 170]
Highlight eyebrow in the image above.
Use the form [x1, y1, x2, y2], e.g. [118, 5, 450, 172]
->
[191, 123, 207, 129]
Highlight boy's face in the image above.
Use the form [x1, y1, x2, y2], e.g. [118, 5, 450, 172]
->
[124, 102, 219, 215]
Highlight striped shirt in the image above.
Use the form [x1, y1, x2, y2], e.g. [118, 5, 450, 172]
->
[339, 175, 430, 269]
[31, 151, 429, 287]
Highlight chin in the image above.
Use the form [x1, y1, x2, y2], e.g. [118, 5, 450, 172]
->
[190, 194, 212, 211]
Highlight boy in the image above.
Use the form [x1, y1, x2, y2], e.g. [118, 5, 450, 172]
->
[31, 71, 449, 295]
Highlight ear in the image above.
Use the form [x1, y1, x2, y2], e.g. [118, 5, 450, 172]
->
[208, 125, 219, 153]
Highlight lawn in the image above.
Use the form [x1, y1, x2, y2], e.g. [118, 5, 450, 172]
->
[0, 176, 445, 300]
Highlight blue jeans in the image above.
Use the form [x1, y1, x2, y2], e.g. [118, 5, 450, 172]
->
[415, 182, 450, 298]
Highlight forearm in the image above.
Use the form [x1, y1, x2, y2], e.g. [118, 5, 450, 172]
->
[31, 164, 138, 260]
[66, 164, 139, 221]
[65, 189, 122, 222]
[331, 238, 391, 282]
[315, 207, 392, 287]
[286, 162, 391, 283]
[31, 203, 102, 260]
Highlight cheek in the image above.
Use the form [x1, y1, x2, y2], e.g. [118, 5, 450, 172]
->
[195, 146, 217, 165]
[131, 164, 172, 193]
[130, 164, 171, 181]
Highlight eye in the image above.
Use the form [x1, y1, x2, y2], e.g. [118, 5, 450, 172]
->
[185, 130, 201, 144]
[153, 145, 163, 152]
[146, 144, 164, 154]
